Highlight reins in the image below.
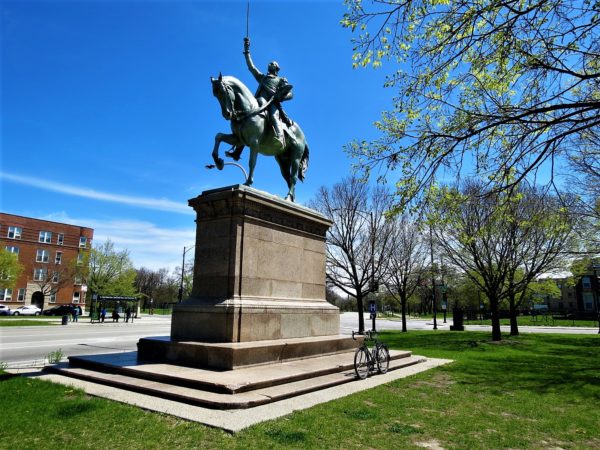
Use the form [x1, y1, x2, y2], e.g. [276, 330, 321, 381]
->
[232, 97, 273, 122]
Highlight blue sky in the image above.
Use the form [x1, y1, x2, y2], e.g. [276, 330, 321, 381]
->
[1, 0, 393, 270]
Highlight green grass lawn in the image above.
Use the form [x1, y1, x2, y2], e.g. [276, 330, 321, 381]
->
[463, 317, 599, 328]
[1, 331, 598, 449]
[0, 318, 58, 327]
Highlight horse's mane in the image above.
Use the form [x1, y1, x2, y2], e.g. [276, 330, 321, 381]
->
[222, 76, 257, 108]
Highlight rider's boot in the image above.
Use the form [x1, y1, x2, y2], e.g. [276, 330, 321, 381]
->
[273, 120, 286, 148]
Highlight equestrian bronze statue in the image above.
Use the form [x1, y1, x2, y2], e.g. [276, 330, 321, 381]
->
[210, 39, 309, 202]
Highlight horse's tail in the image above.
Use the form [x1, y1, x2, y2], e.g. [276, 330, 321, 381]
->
[299, 144, 309, 182]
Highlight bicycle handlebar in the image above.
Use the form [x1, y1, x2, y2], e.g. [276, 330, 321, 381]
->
[352, 330, 378, 340]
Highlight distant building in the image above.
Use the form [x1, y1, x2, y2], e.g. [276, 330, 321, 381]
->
[544, 274, 599, 314]
[0, 213, 93, 310]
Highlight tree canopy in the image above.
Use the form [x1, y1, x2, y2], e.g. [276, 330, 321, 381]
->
[87, 240, 137, 298]
[342, 0, 600, 209]
[310, 176, 394, 333]
[429, 179, 575, 339]
[0, 248, 23, 291]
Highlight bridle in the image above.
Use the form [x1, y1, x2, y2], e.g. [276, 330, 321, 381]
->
[216, 79, 273, 123]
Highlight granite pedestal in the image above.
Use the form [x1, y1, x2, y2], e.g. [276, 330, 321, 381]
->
[138, 185, 356, 369]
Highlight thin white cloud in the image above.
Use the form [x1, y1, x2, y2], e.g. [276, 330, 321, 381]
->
[1, 172, 192, 215]
[43, 212, 196, 271]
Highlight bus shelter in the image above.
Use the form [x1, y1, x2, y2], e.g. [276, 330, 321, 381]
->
[90, 295, 139, 323]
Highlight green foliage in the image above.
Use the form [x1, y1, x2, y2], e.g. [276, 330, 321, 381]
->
[428, 180, 575, 338]
[526, 279, 561, 304]
[46, 349, 64, 364]
[0, 248, 23, 290]
[87, 240, 138, 298]
[341, 0, 600, 210]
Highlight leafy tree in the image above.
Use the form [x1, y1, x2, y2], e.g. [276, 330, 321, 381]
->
[29, 256, 86, 309]
[342, 0, 600, 210]
[501, 188, 576, 334]
[87, 240, 137, 298]
[134, 267, 178, 307]
[384, 214, 428, 331]
[430, 180, 574, 340]
[309, 177, 394, 333]
[0, 248, 23, 291]
[524, 278, 562, 307]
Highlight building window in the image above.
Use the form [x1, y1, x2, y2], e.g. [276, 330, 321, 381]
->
[36, 249, 50, 263]
[73, 291, 80, 303]
[49, 293, 57, 303]
[57, 233, 64, 245]
[582, 276, 592, 289]
[0, 289, 12, 301]
[55, 252, 63, 264]
[52, 271, 59, 283]
[7, 226, 22, 239]
[79, 236, 87, 248]
[77, 253, 85, 264]
[33, 267, 47, 281]
[5, 246, 19, 257]
[74, 275, 83, 285]
[17, 288, 25, 302]
[39, 231, 52, 243]
[583, 293, 594, 311]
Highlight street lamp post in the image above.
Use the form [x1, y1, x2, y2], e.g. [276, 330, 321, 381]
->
[178, 245, 195, 303]
[593, 263, 600, 335]
[429, 223, 438, 330]
[441, 256, 447, 324]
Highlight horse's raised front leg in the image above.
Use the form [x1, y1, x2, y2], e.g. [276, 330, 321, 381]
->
[245, 147, 258, 187]
[212, 132, 240, 170]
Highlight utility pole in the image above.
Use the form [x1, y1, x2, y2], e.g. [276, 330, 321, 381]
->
[178, 245, 195, 303]
[429, 223, 438, 330]
[441, 256, 447, 323]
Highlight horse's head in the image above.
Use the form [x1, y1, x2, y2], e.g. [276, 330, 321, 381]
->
[211, 73, 236, 121]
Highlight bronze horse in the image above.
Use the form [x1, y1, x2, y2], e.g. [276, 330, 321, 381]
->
[210, 74, 309, 202]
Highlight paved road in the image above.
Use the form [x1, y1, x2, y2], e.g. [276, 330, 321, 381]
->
[1, 312, 596, 367]
[0, 315, 171, 367]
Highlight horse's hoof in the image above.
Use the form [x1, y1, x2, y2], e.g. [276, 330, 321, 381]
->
[225, 150, 241, 161]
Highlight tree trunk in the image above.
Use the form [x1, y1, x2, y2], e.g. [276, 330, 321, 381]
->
[401, 293, 407, 332]
[489, 296, 502, 341]
[357, 294, 365, 333]
[508, 295, 519, 336]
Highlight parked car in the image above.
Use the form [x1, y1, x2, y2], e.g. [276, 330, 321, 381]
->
[11, 305, 41, 316]
[42, 305, 73, 316]
[0, 305, 11, 316]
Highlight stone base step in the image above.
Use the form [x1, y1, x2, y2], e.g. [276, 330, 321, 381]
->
[63, 349, 414, 394]
[45, 352, 425, 409]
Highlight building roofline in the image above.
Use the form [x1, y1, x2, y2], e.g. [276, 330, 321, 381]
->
[0, 212, 94, 232]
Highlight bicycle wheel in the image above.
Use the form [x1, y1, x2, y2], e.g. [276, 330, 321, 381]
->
[376, 344, 390, 374]
[354, 346, 370, 379]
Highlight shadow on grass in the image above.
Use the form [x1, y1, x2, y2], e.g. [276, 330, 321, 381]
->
[381, 330, 600, 400]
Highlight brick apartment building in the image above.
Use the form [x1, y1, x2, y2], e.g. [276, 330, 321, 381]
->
[544, 274, 599, 315]
[0, 213, 93, 310]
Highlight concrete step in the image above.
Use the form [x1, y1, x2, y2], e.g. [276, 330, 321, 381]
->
[45, 354, 426, 409]
[64, 349, 414, 394]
